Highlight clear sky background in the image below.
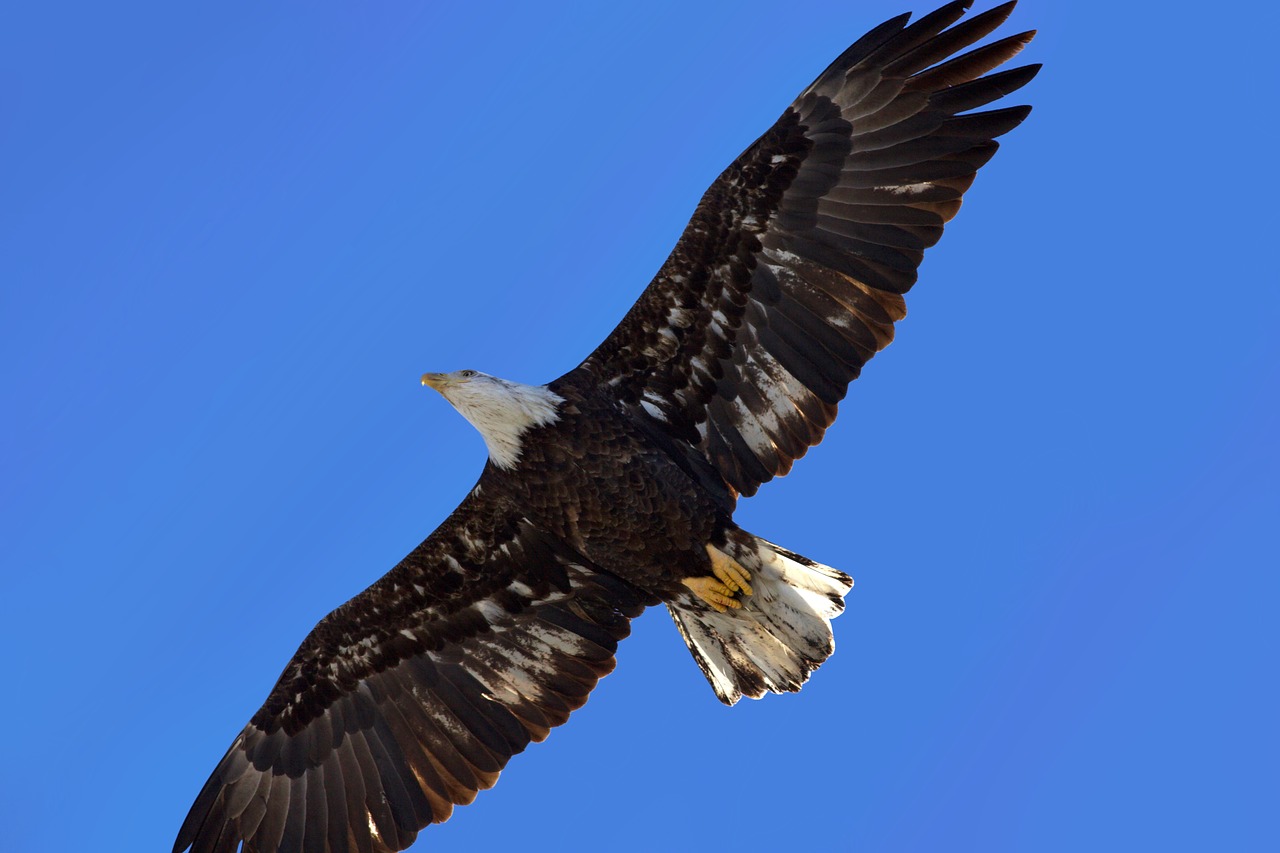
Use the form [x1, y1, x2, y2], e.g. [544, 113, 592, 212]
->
[3, 2, 1277, 851]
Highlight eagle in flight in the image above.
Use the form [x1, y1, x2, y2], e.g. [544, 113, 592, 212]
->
[176, 2, 1037, 850]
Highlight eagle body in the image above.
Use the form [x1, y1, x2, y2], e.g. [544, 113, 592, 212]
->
[176, 4, 1039, 851]
[489, 372, 733, 599]
[421, 369, 843, 701]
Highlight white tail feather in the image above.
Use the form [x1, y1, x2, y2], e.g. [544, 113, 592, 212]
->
[667, 535, 853, 705]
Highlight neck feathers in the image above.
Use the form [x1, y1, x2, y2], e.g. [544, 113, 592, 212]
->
[448, 378, 563, 469]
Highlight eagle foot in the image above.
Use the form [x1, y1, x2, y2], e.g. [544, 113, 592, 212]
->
[681, 576, 742, 613]
[681, 545, 754, 612]
[705, 543, 753, 597]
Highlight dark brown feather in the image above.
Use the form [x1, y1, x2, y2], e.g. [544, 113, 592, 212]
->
[887, 1, 1018, 76]
[174, 492, 651, 853]
[574, 2, 1035, 496]
[177, 4, 1037, 850]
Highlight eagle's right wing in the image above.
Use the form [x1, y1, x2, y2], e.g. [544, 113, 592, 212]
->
[174, 485, 652, 853]
[572, 1, 1037, 497]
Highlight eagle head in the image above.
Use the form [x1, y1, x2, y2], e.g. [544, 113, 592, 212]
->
[420, 370, 563, 469]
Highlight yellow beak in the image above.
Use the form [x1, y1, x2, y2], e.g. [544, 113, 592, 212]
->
[420, 373, 448, 391]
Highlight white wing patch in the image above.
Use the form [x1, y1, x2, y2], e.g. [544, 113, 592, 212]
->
[877, 181, 935, 196]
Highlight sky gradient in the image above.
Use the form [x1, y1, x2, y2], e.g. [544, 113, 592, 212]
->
[3, 2, 1277, 851]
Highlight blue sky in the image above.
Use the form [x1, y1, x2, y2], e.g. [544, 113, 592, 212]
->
[3, 2, 1277, 851]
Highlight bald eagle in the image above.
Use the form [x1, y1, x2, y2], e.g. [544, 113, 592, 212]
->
[175, 3, 1037, 851]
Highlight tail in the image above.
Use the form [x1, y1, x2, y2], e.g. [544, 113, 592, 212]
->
[667, 533, 853, 705]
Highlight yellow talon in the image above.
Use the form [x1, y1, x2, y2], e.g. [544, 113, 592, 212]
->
[681, 576, 741, 612]
[682, 545, 753, 611]
[705, 544, 753, 597]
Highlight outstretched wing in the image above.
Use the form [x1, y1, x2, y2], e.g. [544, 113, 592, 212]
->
[174, 485, 652, 853]
[572, 1, 1038, 497]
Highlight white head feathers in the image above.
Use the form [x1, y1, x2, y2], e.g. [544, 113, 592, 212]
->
[421, 371, 563, 469]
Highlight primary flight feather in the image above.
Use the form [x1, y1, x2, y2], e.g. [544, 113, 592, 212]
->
[176, 3, 1038, 850]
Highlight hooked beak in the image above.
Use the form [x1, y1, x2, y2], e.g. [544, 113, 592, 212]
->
[420, 372, 449, 392]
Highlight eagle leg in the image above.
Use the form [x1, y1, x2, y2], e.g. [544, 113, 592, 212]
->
[680, 545, 754, 612]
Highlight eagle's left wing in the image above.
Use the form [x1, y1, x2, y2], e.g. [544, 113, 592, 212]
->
[175, 486, 652, 853]
[569, 1, 1037, 497]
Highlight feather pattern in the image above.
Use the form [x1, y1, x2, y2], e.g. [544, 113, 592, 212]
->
[176, 4, 1037, 850]
[174, 491, 651, 853]
[575, 0, 1037, 497]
